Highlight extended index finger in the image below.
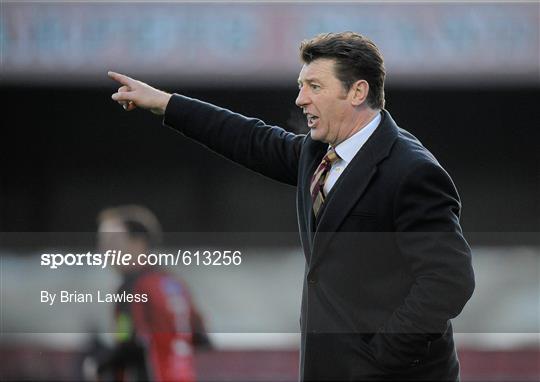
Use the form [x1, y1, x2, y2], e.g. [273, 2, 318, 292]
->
[108, 71, 137, 87]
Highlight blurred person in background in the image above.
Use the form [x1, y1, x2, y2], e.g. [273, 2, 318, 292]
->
[108, 32, 474, 381]
[90, 205, 210, 382]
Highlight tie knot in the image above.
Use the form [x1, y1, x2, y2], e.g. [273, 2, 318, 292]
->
[323, 148, 339, 164]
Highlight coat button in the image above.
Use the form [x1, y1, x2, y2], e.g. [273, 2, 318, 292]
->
[308, 276, 317, 284]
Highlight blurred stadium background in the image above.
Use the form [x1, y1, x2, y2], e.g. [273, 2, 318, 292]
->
[1, 1, 539, 381]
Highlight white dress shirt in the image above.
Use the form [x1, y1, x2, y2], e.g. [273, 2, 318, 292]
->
[323, 112, 382, 195]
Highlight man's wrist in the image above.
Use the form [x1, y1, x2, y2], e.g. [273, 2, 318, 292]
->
[153, 92, 172, 115]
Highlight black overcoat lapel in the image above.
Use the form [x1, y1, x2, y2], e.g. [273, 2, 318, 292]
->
[297, 138, 328, 264]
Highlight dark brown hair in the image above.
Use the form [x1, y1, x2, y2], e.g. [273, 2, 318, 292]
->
[299, 32, 386, 109]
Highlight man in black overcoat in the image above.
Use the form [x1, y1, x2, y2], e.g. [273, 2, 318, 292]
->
[108, 32, 475, 381]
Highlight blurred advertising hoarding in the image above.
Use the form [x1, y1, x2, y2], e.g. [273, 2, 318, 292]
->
[1, 2, 539, 86]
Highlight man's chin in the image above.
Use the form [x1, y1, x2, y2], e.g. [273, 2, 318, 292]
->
[310, 129, 328, 143]
[309, 129, 321, 141]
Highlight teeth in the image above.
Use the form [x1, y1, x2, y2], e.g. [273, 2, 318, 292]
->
[306, 114, 318, 123]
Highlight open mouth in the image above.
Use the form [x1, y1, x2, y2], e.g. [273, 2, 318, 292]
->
[306, 114, 319, 128]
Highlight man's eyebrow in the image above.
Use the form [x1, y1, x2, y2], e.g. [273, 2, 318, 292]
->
[297, 77, 321, 84]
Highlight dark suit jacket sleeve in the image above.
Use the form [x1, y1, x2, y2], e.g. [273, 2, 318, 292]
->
[162, 94, 304, 186]
[370, 160, 475, 370]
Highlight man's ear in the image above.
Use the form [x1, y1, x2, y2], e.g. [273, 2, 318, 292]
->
[351, 80, 369, 106]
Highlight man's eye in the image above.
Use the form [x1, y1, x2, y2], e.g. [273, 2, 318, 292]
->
[311, 84, 320, 90]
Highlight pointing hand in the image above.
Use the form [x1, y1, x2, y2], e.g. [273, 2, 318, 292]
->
[108, 71, 172, 115]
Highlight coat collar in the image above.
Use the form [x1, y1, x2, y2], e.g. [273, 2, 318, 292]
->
[305, 109, 399, 264]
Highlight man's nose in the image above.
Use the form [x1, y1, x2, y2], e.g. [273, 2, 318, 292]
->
[295, 87, 310, 108]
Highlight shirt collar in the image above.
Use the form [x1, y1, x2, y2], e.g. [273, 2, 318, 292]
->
[333, 112, 381, 164]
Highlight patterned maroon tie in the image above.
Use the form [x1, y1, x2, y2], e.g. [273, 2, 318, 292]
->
[310, 148, 339, 217]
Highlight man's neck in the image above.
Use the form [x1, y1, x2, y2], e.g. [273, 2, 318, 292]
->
[333, 108, 380, 147]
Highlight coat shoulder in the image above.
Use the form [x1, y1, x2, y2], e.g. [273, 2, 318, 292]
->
[386, 127, 445, 179]
[393, 128, 439, 166]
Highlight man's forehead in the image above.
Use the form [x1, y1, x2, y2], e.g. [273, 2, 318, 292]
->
[298, 59, 336, 82]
